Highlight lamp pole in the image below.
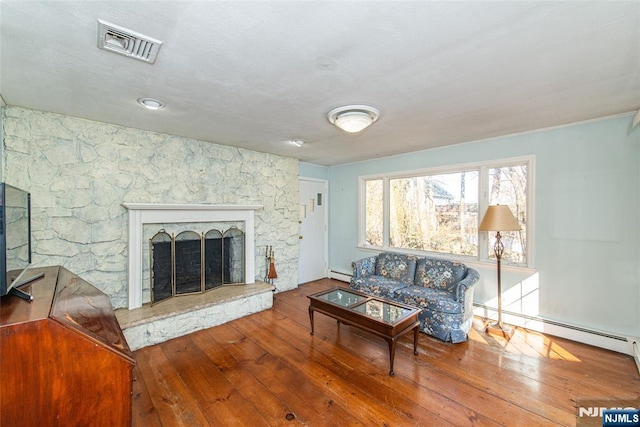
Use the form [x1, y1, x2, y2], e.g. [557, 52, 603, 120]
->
[493, 231, 505, 330]
[479, 205, 520, 340]
[486, 230, 514, 338]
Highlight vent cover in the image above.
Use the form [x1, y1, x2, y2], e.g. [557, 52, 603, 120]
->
[97, 19, 162, 64]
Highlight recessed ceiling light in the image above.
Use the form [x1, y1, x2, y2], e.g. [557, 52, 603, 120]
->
[327, 105, 380, 133]
[290, 139, 305, 147]
[137, 97, 165, 110]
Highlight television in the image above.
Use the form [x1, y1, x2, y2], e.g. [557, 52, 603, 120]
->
[0, 183, 43, 301]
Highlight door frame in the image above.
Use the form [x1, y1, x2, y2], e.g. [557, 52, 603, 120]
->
[298, 177, 329, 283]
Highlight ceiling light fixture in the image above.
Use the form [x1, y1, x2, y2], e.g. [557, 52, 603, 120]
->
[290, 139, 305, 147]
[327, 105, 380, 133]
[137, 97, 165, 110]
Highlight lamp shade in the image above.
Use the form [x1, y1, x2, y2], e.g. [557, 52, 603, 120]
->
[478, 205, 521, 231]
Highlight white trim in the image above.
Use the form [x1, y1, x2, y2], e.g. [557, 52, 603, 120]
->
[122, 203, 262, 309]
[525, 155, 536, 267]
[357, 178, 365, 247]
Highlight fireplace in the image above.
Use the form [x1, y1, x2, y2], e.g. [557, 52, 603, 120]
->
[149, 226, 245, 304]
[123, 203, 262, 310]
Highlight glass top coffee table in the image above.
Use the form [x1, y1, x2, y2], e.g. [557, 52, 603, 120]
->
[307, 287, 421, 376]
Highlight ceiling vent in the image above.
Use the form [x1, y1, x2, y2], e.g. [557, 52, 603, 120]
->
[97, 19, 162, 64]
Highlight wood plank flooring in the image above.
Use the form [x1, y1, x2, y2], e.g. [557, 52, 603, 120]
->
[132, 279, 639, 426]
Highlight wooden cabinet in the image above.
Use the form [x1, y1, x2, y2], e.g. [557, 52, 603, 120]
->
[0, 266, 134, 426]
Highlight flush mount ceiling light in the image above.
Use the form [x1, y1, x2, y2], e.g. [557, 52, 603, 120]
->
[327, 105, 380, 133]
[289, 139, 305, 147]
[137, 97, 165, 110]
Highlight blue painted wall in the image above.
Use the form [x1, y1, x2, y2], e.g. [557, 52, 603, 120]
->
[299, 162, 328, 180]
[322, 115, 639, 338]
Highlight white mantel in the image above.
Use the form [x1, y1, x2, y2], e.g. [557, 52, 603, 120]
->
[123, 203, 263, 309]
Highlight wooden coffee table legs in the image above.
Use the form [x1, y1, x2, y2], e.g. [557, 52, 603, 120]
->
[386, 324, 420, 376]
[309, 305, 420, 376]
[308, 306, 315, 335]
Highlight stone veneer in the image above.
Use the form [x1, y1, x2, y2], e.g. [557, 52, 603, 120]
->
[2, 107, 299, 309]
[115, 281, 274, 351]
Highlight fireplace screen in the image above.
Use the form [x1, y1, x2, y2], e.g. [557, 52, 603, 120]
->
[149, 227, 246, 305]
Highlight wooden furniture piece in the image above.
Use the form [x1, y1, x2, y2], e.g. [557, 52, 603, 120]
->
[0, 266, 135, 426]
[308, 287, 420, 376]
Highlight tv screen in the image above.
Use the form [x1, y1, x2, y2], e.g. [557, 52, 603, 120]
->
[0, 183, 32, 298]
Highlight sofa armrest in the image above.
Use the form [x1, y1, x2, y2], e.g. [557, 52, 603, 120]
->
[455, 267, 480, 310]
[351, 256, 378, 279]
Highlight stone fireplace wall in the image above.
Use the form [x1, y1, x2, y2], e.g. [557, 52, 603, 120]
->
[1, 107, 299, 308]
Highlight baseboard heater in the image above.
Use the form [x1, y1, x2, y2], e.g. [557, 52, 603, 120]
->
[329, 270, 352, 282]
[476, 303, 639, 375]
[474, 303, 627, 341]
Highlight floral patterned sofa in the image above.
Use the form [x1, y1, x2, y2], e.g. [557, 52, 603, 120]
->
[350, 252, 480, 343]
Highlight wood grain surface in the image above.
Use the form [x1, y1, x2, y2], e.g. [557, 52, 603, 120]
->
[132, 278, 639, 426]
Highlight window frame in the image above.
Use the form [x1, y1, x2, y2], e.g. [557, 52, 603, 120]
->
[358, 156, 535, 268]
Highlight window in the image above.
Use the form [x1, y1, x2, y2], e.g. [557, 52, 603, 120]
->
[487, 165, 527, 264]
[365, 179, 383, 246]
[360, 157, 533, 266]
[389, 171, 479, 255]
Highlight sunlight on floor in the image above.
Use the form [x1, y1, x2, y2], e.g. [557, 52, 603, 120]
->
[472, 269, 581, 362]
[469, 320, 582, 362]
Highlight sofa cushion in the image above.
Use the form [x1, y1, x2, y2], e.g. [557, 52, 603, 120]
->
[375, 253, 417, 286]
[395, 286, 464, 315]
[414, 257, 467, 293]
[351, 276, 408, 300]
[352, 255, 377, 278]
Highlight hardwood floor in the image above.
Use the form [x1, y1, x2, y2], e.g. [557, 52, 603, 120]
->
[131, 279, 639, 426]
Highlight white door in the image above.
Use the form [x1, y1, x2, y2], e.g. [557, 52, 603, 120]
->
[298, 179, 328, 284]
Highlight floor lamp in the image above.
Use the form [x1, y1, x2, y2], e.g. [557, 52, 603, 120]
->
[478, 205, 521, 339]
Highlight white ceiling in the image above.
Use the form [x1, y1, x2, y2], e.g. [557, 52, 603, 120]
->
[1, 1, 639, 166]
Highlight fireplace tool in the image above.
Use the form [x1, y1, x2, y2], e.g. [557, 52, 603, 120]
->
[264, 246, 271, 282]
[265, 246, 278, 285]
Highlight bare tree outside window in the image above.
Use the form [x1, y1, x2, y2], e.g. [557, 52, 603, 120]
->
[365, 179, 383, 246]
[389, 172, 479, 256]
[487, 165, 527, 263]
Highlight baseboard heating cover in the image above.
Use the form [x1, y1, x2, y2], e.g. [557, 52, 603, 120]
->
[475, 303, 635, 357]
[329, 270, 351, 283]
